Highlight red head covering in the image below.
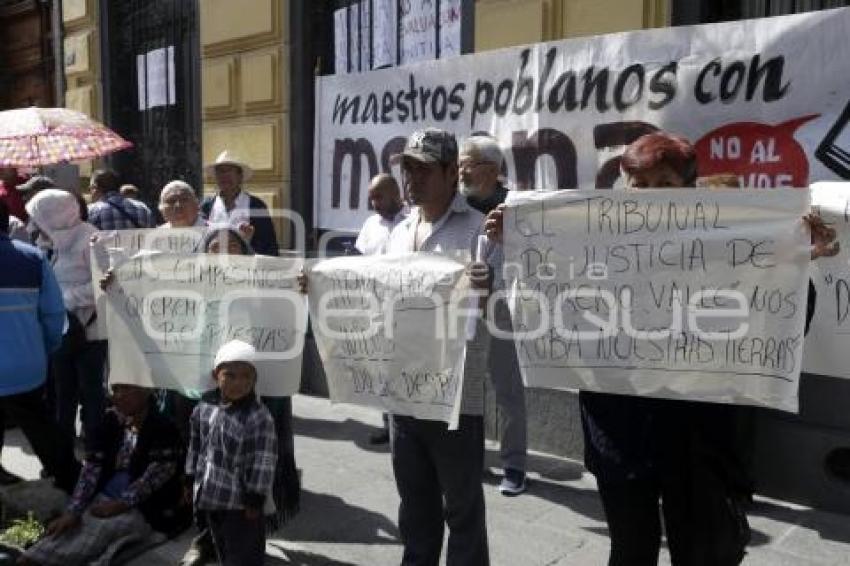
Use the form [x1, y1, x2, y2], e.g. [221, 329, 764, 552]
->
[621, 132, 697, 187]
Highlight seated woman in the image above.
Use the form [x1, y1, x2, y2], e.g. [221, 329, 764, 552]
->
[19, 384, 189, 566]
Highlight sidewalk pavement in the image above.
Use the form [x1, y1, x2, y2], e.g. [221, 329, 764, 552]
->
[3, 394, 850, 565]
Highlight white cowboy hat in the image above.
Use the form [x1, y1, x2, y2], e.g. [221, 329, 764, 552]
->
[204, 150, 253, 182]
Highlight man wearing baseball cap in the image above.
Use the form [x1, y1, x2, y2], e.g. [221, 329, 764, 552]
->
[386, 127, 495, 565]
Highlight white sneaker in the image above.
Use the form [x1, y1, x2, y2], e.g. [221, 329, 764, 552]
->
[499, 468, 527, 496]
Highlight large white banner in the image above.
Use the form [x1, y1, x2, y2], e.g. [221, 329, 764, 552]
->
[503, 189, 810, 412]
[804, 183, 850, 378]
[315, 8, 850, 232]
[307, 253, 475, 426]
[105, 252, 306, 397]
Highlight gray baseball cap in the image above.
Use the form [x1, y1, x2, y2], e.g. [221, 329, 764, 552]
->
[396, 128, 458, 165]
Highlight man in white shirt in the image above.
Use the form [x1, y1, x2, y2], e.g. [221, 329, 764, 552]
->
[387, 127, 493, 566]
[355, 174, 406, 255]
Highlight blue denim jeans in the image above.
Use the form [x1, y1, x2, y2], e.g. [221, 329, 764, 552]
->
[392, 414, 489, 566]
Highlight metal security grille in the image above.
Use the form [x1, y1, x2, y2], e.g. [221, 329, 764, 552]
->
[674, 0, 850, 23]
[741, 0, 849, 17]
[100, 0, 201, 207]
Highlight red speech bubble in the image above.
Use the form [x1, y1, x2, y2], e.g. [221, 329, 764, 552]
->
[694, 115, 818, 188]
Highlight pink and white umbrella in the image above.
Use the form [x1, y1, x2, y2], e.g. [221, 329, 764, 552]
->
[0, 106, 132, 167]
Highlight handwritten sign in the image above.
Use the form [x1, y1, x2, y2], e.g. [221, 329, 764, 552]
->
[399, 0, 436, 65]
[105, 252, 306, 397]
[804, 183, 850, 378]
[90, 227, 207, 335]
[503, 189, 810, 412]
[439, 0, 462, 59]
[372, 0, 397, 69]
[307, 253, 475, 427]
[334, 7, 349, 74]
[359, 0, 370, 72]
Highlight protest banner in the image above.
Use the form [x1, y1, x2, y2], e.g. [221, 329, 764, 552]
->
[314, 8, 850, 232]
[90, 227, 207, 335]
[307, 253, 476, 427]
[803, 183, 850, 378]
[105, 252, 305, 397]
[502, 189, 810, 412]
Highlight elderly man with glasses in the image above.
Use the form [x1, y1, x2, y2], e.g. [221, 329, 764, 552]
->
[459, 134, 529, 497]
[158, 180, 206, 228]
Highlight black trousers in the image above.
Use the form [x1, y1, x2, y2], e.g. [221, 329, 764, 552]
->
[597, 473, 747, 566]
[0, 385, 80, 492]
[391, 414, 489, 566]
[207, 510, 266, 566]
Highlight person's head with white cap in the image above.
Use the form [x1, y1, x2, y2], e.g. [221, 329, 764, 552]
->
[213, 339, 259, 402]
[205, 150, 253, 205]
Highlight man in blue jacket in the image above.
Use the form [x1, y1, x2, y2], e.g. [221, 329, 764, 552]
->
[0, 200, 80, 492]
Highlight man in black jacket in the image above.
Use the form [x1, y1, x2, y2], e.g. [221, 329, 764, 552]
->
[201, 151, 279, 256]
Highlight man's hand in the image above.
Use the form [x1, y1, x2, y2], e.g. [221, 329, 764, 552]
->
[45, 512, 80, 537]
[804, 213, 840, 260]
[485, 204, 505, 243]
[237, 222, 255, 242]
[467, 261, 491, 290]
[89, 499, 131, 518]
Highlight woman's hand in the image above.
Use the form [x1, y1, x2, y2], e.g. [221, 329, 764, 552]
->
[237, 222, 255, 242]
[45, 512, 80, 537]
[804, 213, 840, 260]
[89, 499, 131, 518]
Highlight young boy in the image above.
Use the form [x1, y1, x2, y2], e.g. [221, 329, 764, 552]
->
[186, 340, 277, 566]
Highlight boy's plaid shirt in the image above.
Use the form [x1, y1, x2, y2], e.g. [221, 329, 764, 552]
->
[186, 390, 278, 511]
